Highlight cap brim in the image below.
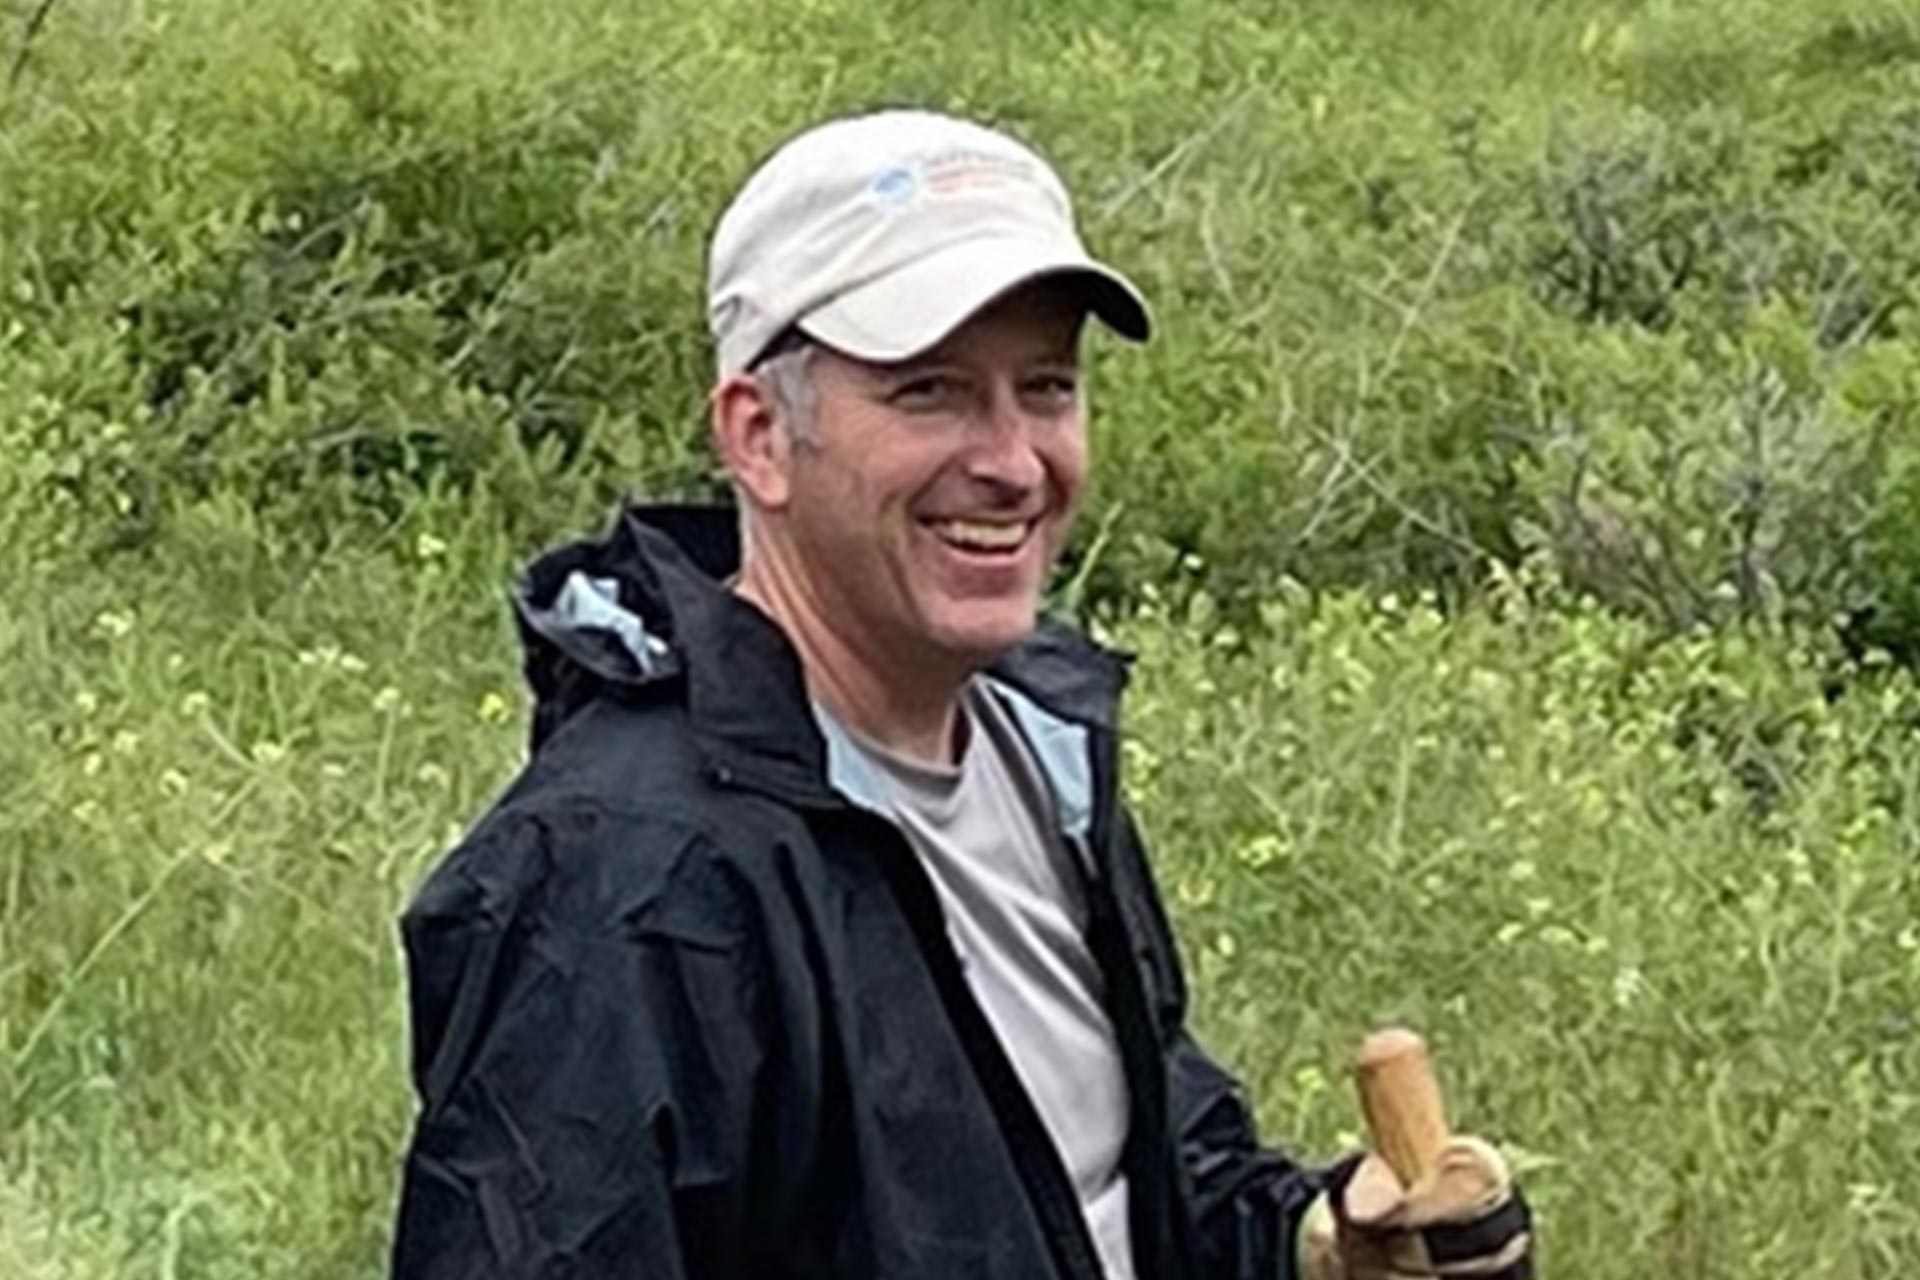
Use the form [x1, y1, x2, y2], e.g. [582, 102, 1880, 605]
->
[798, 236, 1152, 362]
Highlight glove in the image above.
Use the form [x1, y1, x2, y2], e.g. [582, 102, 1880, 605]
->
[1300, 1136, 1533, 1279]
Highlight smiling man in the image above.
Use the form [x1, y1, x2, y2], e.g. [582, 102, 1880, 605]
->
[722, 282, 1094, 762]
[391, 111, 1533, 1280]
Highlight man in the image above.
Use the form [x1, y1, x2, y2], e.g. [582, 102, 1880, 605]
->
[391, 110, 1533, 1279]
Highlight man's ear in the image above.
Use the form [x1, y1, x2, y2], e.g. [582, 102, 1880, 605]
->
[710, 373, 792, 512]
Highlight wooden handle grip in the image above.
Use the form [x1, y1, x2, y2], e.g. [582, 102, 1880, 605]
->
[1355, 1027, 1451, 1186]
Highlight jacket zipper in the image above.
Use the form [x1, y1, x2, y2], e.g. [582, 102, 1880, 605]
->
[710, 760, 1110, 1279]
[1078, 725, 1189, 1280]
[863, 810, 1113, 1280]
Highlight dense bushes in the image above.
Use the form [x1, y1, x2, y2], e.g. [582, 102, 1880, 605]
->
[1086, 82, 1920, 642]
[6, 0, 1920, 655]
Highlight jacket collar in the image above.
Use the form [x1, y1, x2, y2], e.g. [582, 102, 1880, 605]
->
[513, 503, 1129, 805]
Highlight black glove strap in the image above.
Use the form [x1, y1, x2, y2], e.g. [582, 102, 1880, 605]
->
[1326, 1156, 1535, 1277]
[1458, 1259, 1534, 1280]
[1420, 1187, 1531, 1265]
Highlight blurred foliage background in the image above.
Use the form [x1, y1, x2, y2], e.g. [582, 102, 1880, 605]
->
[3, 0, 1919, 1275]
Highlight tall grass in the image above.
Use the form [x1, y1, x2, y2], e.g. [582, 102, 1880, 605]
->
[1123, 575, 1920, 1274]
[7, 519, 1918, 1275]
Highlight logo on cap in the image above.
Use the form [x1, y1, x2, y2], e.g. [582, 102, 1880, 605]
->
[867, 165, 923, 209]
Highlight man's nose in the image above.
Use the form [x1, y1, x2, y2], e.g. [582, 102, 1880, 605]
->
[966, 393, 1047, 492]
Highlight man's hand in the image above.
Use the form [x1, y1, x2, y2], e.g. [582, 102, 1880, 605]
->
[1300, 1136, 1533, 1279]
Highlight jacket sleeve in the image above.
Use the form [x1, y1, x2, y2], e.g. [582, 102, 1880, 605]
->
[1169, 1031, 1334, 1280]
[390, 812, 803, 1279]
[1115, 809, 1332, 1280]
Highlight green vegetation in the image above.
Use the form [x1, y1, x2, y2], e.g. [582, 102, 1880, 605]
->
[4, 0, 1918, 1274]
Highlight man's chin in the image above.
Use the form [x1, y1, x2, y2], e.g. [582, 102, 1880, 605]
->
[922, 605, 1041, 669]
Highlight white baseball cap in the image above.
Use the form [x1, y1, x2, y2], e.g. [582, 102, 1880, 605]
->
[707, 109, 1152, 375]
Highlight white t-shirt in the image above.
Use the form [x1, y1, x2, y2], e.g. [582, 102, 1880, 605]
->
[819, 682, 1137, 1280]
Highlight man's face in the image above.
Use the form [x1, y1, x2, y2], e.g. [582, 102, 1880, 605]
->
[767, 281, 1089, 675]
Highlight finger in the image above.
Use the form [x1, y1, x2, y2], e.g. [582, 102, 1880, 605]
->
[1339, 1152, 1409, 1227]
[1434, 1135, 1511, 1192]
[1397, 1136, 1512, 1227]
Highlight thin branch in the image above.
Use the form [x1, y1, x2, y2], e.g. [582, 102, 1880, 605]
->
[1096, 86, 1257, 222]
[7, 0, 61, 90]
[1303, 420, 1491, 562]
[9, 847, 197, 1085]
[1380, 203, 1472, 381]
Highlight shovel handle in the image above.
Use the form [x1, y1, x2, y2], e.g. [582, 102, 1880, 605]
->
[1355, 1027, 1451, 1186]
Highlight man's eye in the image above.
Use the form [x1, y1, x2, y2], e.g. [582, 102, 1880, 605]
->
[1026, 374, 1079, 399]
[890, 376, 961, 404]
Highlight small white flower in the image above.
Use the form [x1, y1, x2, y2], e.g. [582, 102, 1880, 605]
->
[1613, 965, 1647, 1009]
[92, 610, 135, 640]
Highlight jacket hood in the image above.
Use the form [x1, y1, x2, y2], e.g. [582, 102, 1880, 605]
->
[512, 503, 1131, 799]
[515, 505, 732, 701]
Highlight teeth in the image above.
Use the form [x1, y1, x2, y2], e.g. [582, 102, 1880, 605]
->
[932, 519, 1028, 550]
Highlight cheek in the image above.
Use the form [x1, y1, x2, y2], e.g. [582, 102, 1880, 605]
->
[785, 437, 930, 553]
[1043, 431, 1089, 506]
[865, 437, 967, 521]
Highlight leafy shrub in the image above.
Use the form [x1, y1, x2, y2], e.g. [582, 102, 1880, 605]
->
[7, 0, 1920, 657]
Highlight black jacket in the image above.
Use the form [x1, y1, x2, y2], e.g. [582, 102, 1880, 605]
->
[391, 505, 1328, 1279]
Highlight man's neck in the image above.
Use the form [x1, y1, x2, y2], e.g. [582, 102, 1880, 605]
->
[732, 552, 967, 766]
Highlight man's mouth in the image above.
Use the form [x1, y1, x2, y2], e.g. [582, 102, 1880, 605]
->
[926, 517, 1034, 554]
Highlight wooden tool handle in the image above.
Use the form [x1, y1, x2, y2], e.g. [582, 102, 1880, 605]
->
[1355, 1027, 1451, 1186]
